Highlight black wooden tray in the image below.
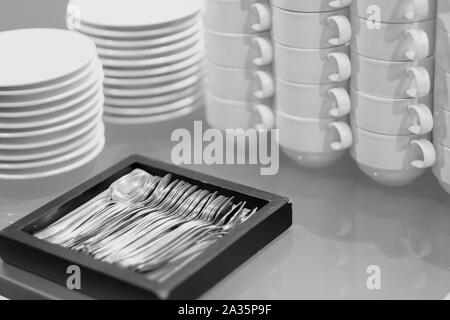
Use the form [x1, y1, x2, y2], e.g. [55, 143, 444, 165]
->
[0, 155, 292, 300]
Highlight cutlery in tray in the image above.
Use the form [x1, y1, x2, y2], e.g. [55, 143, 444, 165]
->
[0, 155, 292, 299]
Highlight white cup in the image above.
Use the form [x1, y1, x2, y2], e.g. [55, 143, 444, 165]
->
[276, 110, 353, 168]
[205, 29, 273, 68]
[352, 0, 437, 23]
[274, 43, 351, 84]
[351, 12, 435, 61]
[351, 52, 434, 99]
[433, 106, 450, 147]
[350, 88, 434, 135]
[276, 79, 350, 119]
[204, 0, 272, 34]
[433, 141, 450, 189]
[351, 126, 435, 186]
[435, 66, 450, 111]
[272, 0, 352, 12]
[206, 63, 274, 101]
[436, 26, 450, 73]
[206, 93, 275, 130]
[272, 6, 351, 49]
[437, 0, 450, 33]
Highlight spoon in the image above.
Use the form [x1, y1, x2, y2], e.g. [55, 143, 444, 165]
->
[84, 178, 182, 250]
[35, 170, 156, 240]
[35, 170, 259, 279]
[42, 170, 158, 244]
[89, 183, 199, 259]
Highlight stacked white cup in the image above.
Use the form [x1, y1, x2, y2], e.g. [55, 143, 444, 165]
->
[272, 0, 354, 168]
[350, 0, 437, 186]
[204, 0, 276, 131]
[434, 0, 450, 193]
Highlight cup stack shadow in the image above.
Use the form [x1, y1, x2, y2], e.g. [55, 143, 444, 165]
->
[204, 0, 276, 131]
[434, 0, 450, 193]
[350, 0, 437, 186]
[272, 0, 353, 168]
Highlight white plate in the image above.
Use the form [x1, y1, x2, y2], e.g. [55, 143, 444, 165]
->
[0, 58, 98, 96]
[0, 29, 97, 89]
[104, 93, 203, 116]
[0, 123, 103, 161]
[68, 0, 201, 29]
[0, 90, 104, 129]
[96, 34, 201, 59]
[74, 13, 199, 39]
[103, 101, 202, 124]
[105, 84, 202, 107]
[0, 113, 102, 150]
[104, 64, 201, 88]
[105, 74, 201, 98]
[0, 60, 102, 103]
[100, 44, 202, 69]
[0, 81, 102, 118]
[104, 54, 202, 78]
[0, 127, 104, 169]
[0, 67, 102, 108]
[0, 137, 105, 180]
[83, 22, 202, 50]
[0, 98, 103, 138]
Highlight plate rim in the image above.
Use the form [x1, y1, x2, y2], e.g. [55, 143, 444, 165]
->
[0, 136, 105, 180]
[0, 28, 97, 88]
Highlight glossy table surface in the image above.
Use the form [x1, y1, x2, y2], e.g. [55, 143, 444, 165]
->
[1, 110, 450, 300]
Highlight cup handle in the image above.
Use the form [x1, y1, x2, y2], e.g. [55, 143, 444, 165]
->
[252, 37, 274, 66]
[253, 71, 275, 99]
[410, 139, 436, 169]
[328, 0, 353, 9]
[406, 66, 431, 98]
[250, 2, 272, 32]
[407, 103, 434, 134]
[327, 52, 351, 82]
[404, 29, 429, 60]
[405, 0, 429, 20]
[328, 87, 351, 117]
[252, 104, 275, 131]
[329, 121, 353, 151]
[327, 16, 352, 46]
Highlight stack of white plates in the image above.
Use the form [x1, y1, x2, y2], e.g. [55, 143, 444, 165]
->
[67, 0, 204, 124]
[0, 28, 105, 180]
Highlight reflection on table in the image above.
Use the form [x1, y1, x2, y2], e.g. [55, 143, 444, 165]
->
[1, 111, 450, 299]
